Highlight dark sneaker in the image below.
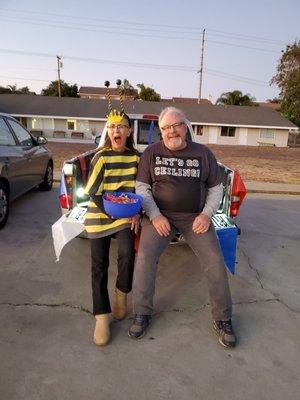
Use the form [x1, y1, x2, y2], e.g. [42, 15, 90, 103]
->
[128, 314, 152, 339]
[213, 319, 236, 348]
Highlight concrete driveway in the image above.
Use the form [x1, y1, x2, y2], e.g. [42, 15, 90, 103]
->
[0, 186, 299, 400]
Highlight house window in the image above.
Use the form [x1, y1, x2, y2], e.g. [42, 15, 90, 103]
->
[193, 125, 203, 136]
[67, 119, 77, 130]
[260, 129, 275, 139]
[15, 117, 27, 128]
[221, 126, 236, 137]
[31, 118, 43, 130]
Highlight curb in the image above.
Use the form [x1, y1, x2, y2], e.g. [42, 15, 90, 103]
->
[246, 189, 300, 195]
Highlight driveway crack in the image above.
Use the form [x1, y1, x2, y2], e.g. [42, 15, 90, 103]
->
[240, 247, 265, 290]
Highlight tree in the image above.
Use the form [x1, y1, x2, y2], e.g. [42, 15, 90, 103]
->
[19, 86, 32, 94]
[0, 84, 35, 94]
[0, 86, 12, 94]
[120, 79, 137, 98]
[271, 40, 300, 127]
[266, 97, 281, 104]
[216, 90, 256, 106]
[121, 79, 134, 92]
[136, 83, 161, 101]
[41, 80, 78, 97]
[7, 84, 18, 93]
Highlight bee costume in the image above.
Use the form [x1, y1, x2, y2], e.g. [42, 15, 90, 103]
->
[84, 80, 140, 344]
[84, 80, 140, 239]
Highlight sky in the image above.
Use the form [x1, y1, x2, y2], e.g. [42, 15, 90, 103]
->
[0, 0, 299, 102]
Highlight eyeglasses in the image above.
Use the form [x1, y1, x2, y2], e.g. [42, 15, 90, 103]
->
[107, 124, 130, 130]
[160, 121, 185, 132]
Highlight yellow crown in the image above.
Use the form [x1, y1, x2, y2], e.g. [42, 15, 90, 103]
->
[107, 109, 124, 125]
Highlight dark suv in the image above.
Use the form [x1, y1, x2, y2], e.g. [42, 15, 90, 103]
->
[0, 113, 53, 229]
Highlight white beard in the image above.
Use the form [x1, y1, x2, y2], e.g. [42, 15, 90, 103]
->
[166, 136, 183, 150]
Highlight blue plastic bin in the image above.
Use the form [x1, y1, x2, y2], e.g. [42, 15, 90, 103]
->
[216, 226, 238, 274]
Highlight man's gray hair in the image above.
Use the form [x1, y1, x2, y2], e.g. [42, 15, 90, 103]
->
[158, 106, 187, 127]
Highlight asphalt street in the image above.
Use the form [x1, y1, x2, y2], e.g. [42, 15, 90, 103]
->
[0, 185, 299, 400]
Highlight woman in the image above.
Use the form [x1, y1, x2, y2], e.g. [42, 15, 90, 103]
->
[85, 112, 140, 346]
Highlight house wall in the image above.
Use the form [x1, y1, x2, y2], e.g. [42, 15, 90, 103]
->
[208, 126, 219, 144]
[53, 119, 66, 133]
[23, 115, 290, 146]
[27, 117, 106, 139]
[246, 128, 288, 147]
[75, 120, 92, 138]
[89, 120, 106, 137]
[194, 125, 289, 147]
[193, 125, 209, 144]
[276, 130, 289, 147]
[29, 117, 54, 135]
[237, 127, 248, 145]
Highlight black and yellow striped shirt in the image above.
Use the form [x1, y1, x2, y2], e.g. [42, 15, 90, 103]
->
[84, 147, 140, 239]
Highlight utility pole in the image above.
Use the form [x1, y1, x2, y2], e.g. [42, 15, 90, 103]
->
[197, 29, 205, 104]
[56, 56, 62, 97]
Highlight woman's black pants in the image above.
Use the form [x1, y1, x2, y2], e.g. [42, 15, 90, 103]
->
[91, 228, 135, 315]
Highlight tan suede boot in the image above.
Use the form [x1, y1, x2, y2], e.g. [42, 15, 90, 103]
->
[93, 314, 111, 346]
[112, 288, 127, 320]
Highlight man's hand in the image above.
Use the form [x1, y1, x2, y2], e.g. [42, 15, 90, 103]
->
[128, 214, 141, 234]
[152, 215, 171, 237]
[192, 213, 211, 234]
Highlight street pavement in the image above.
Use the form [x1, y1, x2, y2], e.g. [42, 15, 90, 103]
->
[0, 188, 299, 400]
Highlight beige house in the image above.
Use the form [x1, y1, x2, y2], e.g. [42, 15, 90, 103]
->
[0, 94, 296, 146]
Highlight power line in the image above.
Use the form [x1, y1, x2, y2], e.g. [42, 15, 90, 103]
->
[206, 32, 284, 46]
[0, 14, 284, 52]
[0, 48, 196, 70]
[0, 75, 50, 83]
[0, 48, 274, 86]
[0, 7, 286, 45]
[0, 7, 205, 31]
[0, 14, 200, 36]
[0, 65, 54, 71]
[205, 69, 269, 86]
[206, 39, 280, 54]
[207, 28, 285, 45]
[0, 16, 200, 42]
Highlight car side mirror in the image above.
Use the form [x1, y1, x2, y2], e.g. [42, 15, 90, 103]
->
[37, 136, 47, 145]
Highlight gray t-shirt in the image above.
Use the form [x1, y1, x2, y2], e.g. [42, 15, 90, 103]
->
[137, 141, 223, 214]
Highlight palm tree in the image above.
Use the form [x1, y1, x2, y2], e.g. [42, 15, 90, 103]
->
[120, 79, 136, 98]
[216, 90, 256, 106]
[7, 84, 18, 93]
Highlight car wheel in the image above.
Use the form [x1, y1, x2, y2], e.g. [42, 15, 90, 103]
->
[0, 181, 9, 229]
[39, 162, 53, 191]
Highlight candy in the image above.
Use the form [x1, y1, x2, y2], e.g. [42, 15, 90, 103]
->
[104, 193, 138, 204]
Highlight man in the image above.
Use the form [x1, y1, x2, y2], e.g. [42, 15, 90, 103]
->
[128, 106, 236, 348]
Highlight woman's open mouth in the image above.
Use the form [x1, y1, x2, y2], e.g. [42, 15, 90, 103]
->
[113, 134, 122, 144]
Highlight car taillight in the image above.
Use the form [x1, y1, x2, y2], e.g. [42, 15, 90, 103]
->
[142, 114, 158, 120]
[59, 193, 72, 209]
[230, 170, 247, 217]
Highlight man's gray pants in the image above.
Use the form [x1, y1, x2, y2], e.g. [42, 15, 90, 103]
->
[132, 214, 232, 321]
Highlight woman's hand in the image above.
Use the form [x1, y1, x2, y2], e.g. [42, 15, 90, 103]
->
[128, 214, 141, 234]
